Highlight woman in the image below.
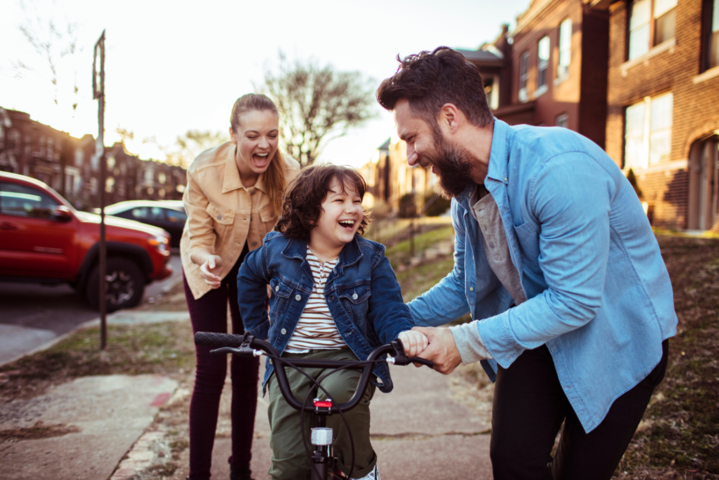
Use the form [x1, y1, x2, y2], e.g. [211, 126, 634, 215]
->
[180, 93, 300, 480]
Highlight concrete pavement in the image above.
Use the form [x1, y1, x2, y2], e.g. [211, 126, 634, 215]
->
[207, 362, 493, 479]
[0, 374, 178, 480]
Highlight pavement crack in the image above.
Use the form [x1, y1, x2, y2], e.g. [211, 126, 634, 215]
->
[370, 429, 491, 441]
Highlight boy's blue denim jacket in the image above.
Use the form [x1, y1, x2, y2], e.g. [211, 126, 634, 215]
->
[238, 231, 413, 395]
[408, 119, 678, 433]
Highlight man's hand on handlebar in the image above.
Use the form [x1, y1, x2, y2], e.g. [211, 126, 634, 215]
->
[397, 330, 429, 357]
[411, 326, 462, 374]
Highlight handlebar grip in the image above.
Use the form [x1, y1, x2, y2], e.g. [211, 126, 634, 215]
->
[194, 332, 245, 348]
[408, 357, 435, 368]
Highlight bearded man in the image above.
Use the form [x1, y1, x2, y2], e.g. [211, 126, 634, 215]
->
[377, 47, 677, 480]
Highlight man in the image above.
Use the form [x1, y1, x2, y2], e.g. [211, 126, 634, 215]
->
[377, 47, 677, 479]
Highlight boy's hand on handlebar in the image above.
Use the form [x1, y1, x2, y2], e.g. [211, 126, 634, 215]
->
[200, 255, 223, 289]
[398, 330, 429, 357]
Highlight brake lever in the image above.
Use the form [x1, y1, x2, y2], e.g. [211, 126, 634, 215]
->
[210, 346, 263, 357]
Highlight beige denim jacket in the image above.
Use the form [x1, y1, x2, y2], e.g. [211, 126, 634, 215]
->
[180, 142, 300, 299]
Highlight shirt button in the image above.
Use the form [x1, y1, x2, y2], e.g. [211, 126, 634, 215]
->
[470, 287, 474, 291]
[295, 294, 301, 301]
[504, 177, 508, 182]
[330, 295, 335, 300]
[280, 328, 287, 335]
[275, 286, 280, 292]
[489, 242, 495, 248]
[250, 189, 256, 195]
[217, 213, 222, 220]
[352, 293, 358, 300]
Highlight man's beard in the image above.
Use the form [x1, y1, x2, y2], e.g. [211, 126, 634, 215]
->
[427, 129, 473, 198]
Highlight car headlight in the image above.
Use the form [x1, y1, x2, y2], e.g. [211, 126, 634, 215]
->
[147, 235, 169, 253]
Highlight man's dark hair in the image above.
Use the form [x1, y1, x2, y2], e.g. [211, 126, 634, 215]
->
[276, 164, 370, 240]
[376, 46, 493, 129]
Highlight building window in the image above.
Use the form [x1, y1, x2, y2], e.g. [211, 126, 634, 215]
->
[629, 0, 677, 60]
[558, 19, 572, 80]
[704, 0, 719, 70]
[519, 51, 529, 102]
[556, 113, 569, 128]
[537, 36, 550, 95]
[624, 92, 673, 169]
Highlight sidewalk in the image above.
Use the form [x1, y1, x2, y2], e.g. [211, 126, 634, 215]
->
[0, 288, 494, 479]
[122, 358, 494, 479]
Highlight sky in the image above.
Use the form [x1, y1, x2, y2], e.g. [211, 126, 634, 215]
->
[0, 0, 530, 168]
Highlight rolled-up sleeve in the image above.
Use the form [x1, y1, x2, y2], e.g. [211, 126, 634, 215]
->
[476, 152, 615, 368]
[183, 169, 216, 255]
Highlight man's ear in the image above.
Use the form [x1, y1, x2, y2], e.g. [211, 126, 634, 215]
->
[438, 103, 462, 134]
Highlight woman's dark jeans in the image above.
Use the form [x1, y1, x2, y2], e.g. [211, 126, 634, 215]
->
[183, 248, 259, 480]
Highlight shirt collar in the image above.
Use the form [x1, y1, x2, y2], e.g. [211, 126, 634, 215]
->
[485, 118, 510, 186]
[455, 118, 510, 205]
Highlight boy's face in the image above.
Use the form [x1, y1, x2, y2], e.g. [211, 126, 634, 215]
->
[311, 178, 364, 250]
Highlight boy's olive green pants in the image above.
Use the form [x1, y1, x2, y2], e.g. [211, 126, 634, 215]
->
[266, 348, 377, 480]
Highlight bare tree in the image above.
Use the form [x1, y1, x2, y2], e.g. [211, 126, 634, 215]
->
[12, 0, 83, 115]
[164, 130, 230, 168]
[256, 52, 377, 167]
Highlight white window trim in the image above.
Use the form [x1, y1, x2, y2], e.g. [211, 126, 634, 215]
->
[693, 65, 719, 84]
[534, 84, 548, 98]
[620, 37, 675, 76]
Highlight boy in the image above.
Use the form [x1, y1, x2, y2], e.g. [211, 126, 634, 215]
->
[237, 165, 427, 480]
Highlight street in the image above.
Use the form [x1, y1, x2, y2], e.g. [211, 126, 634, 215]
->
[0, 253, 183, 365]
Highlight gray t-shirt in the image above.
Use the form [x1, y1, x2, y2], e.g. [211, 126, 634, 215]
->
[450, 184, 526, 363]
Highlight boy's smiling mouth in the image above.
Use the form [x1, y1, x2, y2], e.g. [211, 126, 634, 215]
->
[338, 219, 356, 230]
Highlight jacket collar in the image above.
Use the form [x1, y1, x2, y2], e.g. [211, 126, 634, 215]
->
[281, 235, 363, 271]
[221, 143, 267, 194]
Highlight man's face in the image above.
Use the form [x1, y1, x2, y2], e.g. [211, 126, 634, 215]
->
[394, 99, 472, 198]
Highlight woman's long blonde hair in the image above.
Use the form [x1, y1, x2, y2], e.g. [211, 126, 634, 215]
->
[230, 94, 286, 215]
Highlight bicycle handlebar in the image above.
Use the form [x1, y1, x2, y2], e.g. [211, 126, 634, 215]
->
[194, 331, 434, 414]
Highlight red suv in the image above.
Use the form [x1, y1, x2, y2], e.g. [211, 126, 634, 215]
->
[0, 171, 172, 312]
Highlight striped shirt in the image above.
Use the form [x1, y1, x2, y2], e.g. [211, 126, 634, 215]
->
[284, 248, 347, 353]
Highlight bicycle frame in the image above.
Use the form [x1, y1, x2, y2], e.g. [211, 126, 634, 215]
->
[194, 331, 433, 480]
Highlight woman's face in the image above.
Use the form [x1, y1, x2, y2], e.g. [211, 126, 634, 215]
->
[230, 109, 279, 176]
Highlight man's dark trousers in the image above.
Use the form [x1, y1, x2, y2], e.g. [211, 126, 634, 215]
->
[489, 340, 668, 480]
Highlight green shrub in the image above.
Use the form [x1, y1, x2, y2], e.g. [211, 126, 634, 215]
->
[424, 193, 451, 217]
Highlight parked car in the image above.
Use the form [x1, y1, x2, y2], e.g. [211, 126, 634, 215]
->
[102, 200, 186, 248]
[0, 172, 172, 312]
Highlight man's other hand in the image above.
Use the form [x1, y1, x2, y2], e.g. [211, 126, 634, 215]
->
[412, 326, 462, 374]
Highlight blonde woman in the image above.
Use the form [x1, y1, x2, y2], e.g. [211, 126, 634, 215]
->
[181, 94, 300, 480]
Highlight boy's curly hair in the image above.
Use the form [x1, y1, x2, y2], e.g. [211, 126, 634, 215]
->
[275, 164, 371, 240]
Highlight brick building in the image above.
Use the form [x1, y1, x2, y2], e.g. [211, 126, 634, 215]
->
[601, 0, 719, 230]
[0, 107, 186, 211]
[362, 137, 436, 216]
[462, 0, 611, 148]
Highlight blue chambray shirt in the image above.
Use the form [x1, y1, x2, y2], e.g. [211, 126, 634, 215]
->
[408, 119, 678, 433]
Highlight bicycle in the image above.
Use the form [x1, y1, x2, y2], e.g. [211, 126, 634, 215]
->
[194, 331, 434, 480]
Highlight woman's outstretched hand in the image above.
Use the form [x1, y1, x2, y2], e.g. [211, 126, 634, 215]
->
[398, 330, 429, 357]
[199, 255, 223, 289]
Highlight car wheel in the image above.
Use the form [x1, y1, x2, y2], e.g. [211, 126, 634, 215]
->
[86, 258, 145, 312]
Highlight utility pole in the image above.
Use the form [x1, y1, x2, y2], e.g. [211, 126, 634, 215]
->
[93, 30, 107, 350]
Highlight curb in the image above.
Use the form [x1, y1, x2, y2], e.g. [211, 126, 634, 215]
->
[0, 273, 185, 368]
